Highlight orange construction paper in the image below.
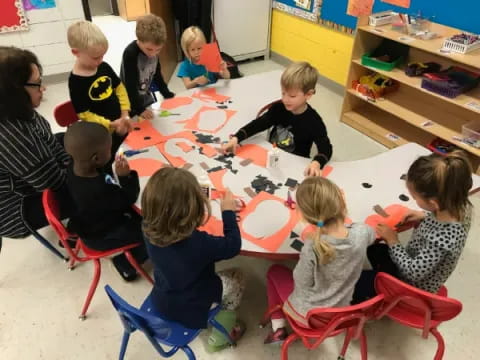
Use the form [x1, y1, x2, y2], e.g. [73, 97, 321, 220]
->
[198, 42, 222, 73]
[161, 96, 193, 110]
[322, 165, 333, 178]
[128, 158, 165, 177]
[238, 191, 300, 253]
[200, 144, 219, 158]
[347, 0, 374, 17]
[177, 106, 237, 134]
[381, 0, 410, 8]
[235, 144, 268, 167]
[365, 204, 409, 238]
[198, 215, 224, 236]
[176, 141, 194, 153]
[208, 168, 227, 192]
[192, 87, 230, 103]
[124, 120, 164, 150]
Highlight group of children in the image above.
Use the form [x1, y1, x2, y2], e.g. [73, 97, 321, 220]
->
[59, 15, 474, 351]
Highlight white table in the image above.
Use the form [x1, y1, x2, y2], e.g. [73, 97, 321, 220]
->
[124, 71, 480, 259]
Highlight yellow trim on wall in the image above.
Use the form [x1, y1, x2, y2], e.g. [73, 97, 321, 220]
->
[271, 9, 354, 85]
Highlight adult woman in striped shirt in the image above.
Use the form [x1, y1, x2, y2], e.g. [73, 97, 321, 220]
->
[0, 47, 71, 240]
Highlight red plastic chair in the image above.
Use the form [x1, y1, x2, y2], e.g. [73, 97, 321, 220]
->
[54, 101, 78, 127]
[260, 295, 385, 360]
[42, 189, 154, 320]
[374, 272, 462, 360]
[256, 99, 282, 118]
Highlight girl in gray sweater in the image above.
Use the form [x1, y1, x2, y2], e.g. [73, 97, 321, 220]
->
[264, 177, 376, 344]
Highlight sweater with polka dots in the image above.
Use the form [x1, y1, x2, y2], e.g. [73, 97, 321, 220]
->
[389, 209, 472, 293]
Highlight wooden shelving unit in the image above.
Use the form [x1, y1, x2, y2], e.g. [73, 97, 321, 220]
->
[341, 17, 480, 174]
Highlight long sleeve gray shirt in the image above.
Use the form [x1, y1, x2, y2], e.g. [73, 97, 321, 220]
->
[283, 223, 375, 326]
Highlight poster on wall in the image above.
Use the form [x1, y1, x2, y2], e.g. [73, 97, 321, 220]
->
[272, 0, 322, 22]
[381, 0, 410, 8]
[23, 0, 56, 10]
[347, 0, 375, 17]
[0, 0, 29, 34]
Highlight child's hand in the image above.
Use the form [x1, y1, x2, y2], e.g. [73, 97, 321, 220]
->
[141, 109, 154, 120]
[376, 224, 399, 246]
[220, 61, 227, 72]
[221, 137, 238, 154]
[220, 189, 236, 212]
[400, 209, 426, 225]
[219, 61, 231, 79]
[194, 76, 209, 86]
[111, 119, 127, 135]
[114, 155, 130, 177]
[304, 161, 322, 177]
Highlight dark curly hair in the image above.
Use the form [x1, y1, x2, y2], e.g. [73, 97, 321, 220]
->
[0, 46, 42, 121]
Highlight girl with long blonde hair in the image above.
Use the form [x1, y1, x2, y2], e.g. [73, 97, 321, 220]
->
[263, 177, 376, 344]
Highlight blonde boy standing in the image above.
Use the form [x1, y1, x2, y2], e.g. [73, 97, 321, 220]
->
[120, 14, 175, 121]
[67, 20, 132, 157]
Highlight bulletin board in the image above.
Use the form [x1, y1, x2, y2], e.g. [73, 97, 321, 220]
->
[272, 0, 322, 22]
[0, 0, 28, 34]
[320, 0, 480, 35]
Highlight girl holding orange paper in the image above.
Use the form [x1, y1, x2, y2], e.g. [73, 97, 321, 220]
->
[362, 151, 473, 298]
[178, 26, 230, 89]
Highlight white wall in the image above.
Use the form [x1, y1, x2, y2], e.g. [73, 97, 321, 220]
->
[0, 0, 85, 76]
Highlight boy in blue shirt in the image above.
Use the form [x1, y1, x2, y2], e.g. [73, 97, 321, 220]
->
[178, 26, 230, 89]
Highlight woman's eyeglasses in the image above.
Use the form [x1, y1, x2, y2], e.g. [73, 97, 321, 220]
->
[25, 78, 43, 88]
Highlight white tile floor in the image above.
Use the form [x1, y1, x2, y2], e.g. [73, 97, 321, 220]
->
[1, 15, 479, 360]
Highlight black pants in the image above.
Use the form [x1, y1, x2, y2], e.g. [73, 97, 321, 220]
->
[352, 243, 400, 304]
[82, 212, 148, 265]
[23, 183, 74, 232]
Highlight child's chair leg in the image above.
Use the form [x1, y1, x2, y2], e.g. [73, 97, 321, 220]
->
[431, 328, 445, 360]
[182, 345, 196, 360]
[80, 259, 101, 320]
[32, 229, 68, 261]
[281, 333, 299, 360]
[124, 250, 153, 284]
[119, 331, 130, 360]
[338, 328, 354, 360]
[360, 329, 368, 360]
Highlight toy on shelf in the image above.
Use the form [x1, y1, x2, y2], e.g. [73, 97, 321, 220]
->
[443, 33, 480, 54]
[427, 138, 460, 155]
[352, 72, 399, 100]
[421, 66, 480, 99]
[405, 62, 442, 77]
[362, 39, 409, 71]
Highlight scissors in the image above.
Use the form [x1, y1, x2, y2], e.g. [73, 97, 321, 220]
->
[123, 149, 149, 158]
[284, 191, 296, 209]
[159, 110, 180, 117]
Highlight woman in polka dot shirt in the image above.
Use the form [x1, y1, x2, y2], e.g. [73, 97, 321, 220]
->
[367, 150, 473, 293]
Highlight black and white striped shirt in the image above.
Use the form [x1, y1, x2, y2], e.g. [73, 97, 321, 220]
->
[0, 111, 69, 238]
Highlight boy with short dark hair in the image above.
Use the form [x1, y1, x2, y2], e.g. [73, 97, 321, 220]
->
[64, 121, 147, 281]
[121, 14, 175, 121]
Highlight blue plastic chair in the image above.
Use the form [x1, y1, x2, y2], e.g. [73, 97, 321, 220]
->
[104, 285, 234, 360]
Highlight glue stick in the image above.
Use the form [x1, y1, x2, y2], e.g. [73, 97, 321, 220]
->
[267, 144, 280, 168]
[198, 175, 212, 199]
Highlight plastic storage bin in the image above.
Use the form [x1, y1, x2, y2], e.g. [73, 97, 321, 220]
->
[442, 38, 480, 54]
[421, 67, 480, 98]
[361, 52, 404, 71]
[462, 120, 480, 148]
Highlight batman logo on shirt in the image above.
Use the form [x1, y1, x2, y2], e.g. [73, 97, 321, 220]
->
[88, 76, 113, 101]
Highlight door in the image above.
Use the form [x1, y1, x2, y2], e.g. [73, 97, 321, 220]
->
[148, 0, 178, 82]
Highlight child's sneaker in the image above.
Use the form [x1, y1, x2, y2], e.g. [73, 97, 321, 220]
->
[264, 327, 288, 345]
[111, 255, 138, 282]
[207, 319, 246, 352]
